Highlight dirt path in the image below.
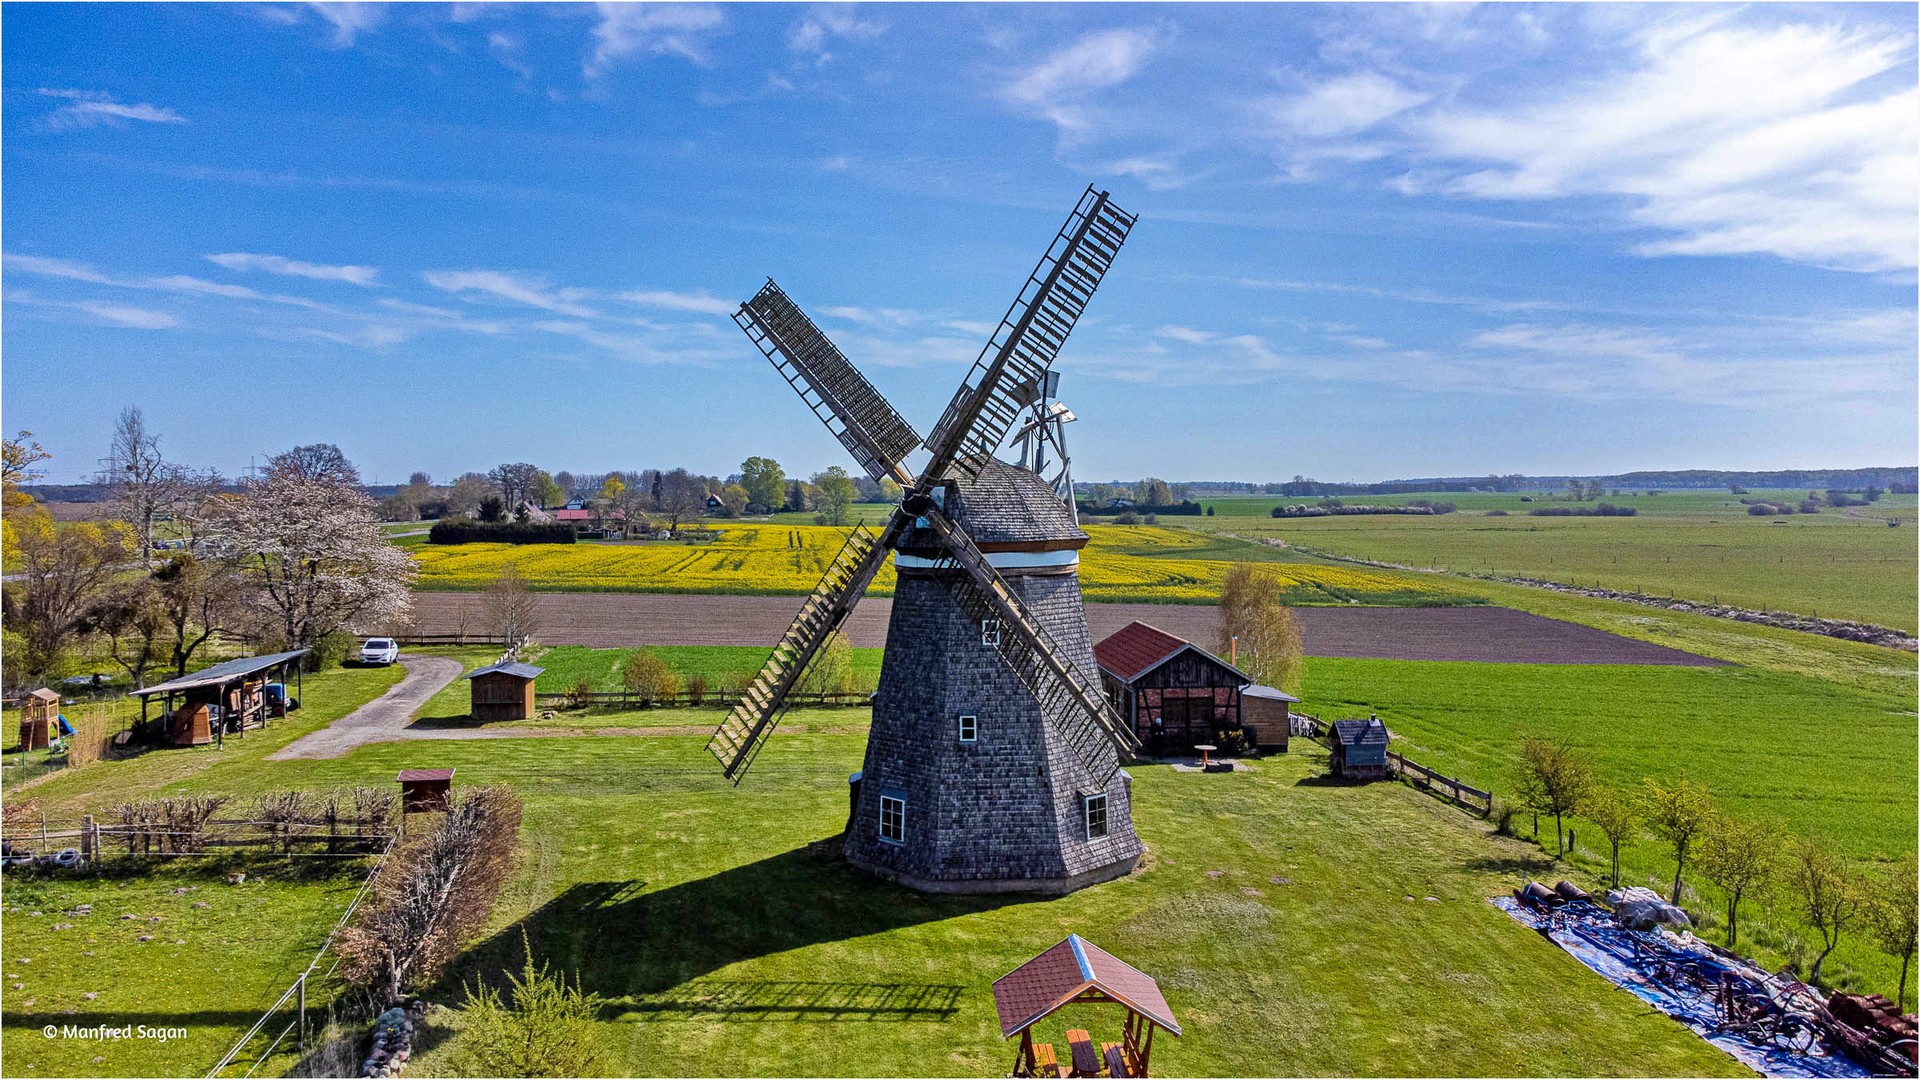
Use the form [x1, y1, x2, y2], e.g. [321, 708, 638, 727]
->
[267, 654, 466, 760]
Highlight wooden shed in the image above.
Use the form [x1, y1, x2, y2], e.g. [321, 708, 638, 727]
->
[465, 660, 543, 722]
[397, 768, 455, 814]
[1093, 621, 1250, 755]
[1330, 717, 1391, 780]
[1239, 684, 1299, 754]
[18, 688, 61, 751]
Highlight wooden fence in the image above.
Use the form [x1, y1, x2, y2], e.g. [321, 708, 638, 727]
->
[387, 633, 511, 647]
[1292, 714, 1493, 816]
[3, 816, 395, 860]
[535, 690, 873, 710]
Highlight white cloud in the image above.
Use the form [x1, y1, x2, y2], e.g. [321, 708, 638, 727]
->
[620, 289, 735, 316]
[307, 2, 384, 47]
[585, 2, 725, 76]
[3, 253, 116, 284]
[207, 252, 381, 286]
[487, 32, 534, 79]
[425, 269, 598, 317]
[1004, 27, 1159, 145]
[36, 89, 187, 132]
[147, 274, 266, 300]
[1270, 71, 1428, 139]
[528, 319, 722, 365]
[787, 6, 887, 65]
[1410, 19, 1918, 271]
[292, 323, 411, 349]
[70, 301, 181, 330]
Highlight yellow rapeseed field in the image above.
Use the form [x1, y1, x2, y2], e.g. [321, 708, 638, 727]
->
[409, 523, 1471, 605]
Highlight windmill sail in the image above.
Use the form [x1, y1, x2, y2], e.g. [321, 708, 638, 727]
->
[707, 525, 893, 783]
[736, 281, 921, 484]
[923, 187, 1136, 481]
[917, 508, 1139, 786]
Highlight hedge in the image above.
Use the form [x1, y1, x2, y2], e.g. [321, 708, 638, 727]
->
[428, 521, 578, 545]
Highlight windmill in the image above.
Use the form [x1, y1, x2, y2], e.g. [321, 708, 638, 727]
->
[708, 187, 1145, 893]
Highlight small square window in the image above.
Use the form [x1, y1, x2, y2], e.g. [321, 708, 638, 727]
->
[958, 714, 978, 743]
[1084, 793, 1108, 839]
[879, 794, 906, 845]
[981, 617, 1002, 646]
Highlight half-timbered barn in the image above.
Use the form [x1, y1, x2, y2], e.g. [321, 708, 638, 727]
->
[1093, 621, 1250, 754]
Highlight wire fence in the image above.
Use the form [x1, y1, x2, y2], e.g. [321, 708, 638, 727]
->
[206, 844, 394, 1078]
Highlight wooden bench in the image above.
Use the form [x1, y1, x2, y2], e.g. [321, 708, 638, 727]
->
[1065, 1029, 1100, 1077]
[1102, 1042, 1131, 1078]
[1031, 1042, 1065, 1078]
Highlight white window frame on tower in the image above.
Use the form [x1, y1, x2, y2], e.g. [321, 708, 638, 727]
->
[958, 713, 977, 743]
[879, 794, 906, 845]
[1084, 792, 1109, 839]
[981, 617, 1002, 646]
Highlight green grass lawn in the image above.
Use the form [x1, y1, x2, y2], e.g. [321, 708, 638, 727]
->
[0, 858, 372, 1078]
[1186, 494, 1917, 630]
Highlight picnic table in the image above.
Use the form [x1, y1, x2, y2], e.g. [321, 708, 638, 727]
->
[1066, 1029, 1100, 1077]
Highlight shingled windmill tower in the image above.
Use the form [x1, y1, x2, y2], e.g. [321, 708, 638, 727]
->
[708, 188, 1144, 894]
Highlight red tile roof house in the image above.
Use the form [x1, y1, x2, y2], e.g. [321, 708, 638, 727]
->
[1092, 621, 1293, 755]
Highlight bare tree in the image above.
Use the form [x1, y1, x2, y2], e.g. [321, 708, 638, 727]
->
[488, 462, 541, 512]
[78, 579, 170, 689]
[217, 446, 415, 651]
[1866, 850, 1919, 1010]
[1581, 786, 1639, 889]
[483, 565, 540, 647]
[657, 468, 707, 535]
[152, 552, 239, 678]
[266, 443, 359, 485]
[97, 405, 192, 562]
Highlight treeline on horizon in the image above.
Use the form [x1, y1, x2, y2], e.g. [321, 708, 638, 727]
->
[25, 465, 1919, 503]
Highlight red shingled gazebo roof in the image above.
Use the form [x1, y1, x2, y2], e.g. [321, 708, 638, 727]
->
[992, 934, 1182, 1038]
[396, 768, 455, 783]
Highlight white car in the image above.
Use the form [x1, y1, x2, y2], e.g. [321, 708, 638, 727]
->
[359, 638, 400, 665]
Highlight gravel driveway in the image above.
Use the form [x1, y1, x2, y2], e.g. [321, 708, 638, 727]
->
[267, 653, 466, 760]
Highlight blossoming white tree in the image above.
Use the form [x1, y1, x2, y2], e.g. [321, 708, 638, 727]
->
[218, 444, 415, 651]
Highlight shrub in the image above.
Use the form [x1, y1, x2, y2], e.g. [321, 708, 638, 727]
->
[1114, 510, 1140, 525]
[310, 631, 355, 671]
[429, 521, 576, 545]
[1205, 506, 1215, 516]
[1213, 729, 1251, 756]
[685, 673, 709, 706]
[1485, 509, 1508, 517]
[622, 650, 680, 703]
[566, 677, 594, 708]
[1142, 513, 1159, 525]
[1747, 502, 1779, 516]
[452, 930, 608, 1078]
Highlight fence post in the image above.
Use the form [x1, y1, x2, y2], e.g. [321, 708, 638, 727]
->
[81, 815, 94, 864]
[297, 972, 307, 1051]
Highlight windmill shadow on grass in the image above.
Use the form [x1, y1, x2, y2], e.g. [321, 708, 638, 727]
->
[442, 837, 1022, 1022]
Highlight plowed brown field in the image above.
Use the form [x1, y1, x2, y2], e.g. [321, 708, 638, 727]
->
[408, 592, 1726, 665]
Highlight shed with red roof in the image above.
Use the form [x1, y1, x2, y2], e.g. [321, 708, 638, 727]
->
[1093, 621, 1256, 754]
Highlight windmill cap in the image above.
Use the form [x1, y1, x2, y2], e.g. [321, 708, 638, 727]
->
[900, 460, 1087, 552]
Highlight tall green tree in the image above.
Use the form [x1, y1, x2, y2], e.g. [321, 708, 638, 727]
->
[740, 457, 786, 514]
[811, 467, 857, 527]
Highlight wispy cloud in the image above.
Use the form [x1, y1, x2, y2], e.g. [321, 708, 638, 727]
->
[620, 288, 734, 316]
[307, 2, 385, 47]
[207, 252, 381, 286]
[1401, 17, 1919, 272]
[7, 290, 184, 330]
[3, 253, 117, 284]
[528, 319, 724, 365]
[786, 5, 887, 65]
[36, 89, 187, 132]
[425, 269, 597, 317]
[584, 2, 725, 76]
[1004, 27, 1160, 147]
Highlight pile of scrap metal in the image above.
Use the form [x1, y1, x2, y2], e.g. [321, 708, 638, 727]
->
[1498, 881, 1915, 1078]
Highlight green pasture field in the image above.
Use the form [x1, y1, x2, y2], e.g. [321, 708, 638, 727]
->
[5, 719, 1745, 1077]
[1185, 492, 1918, 631]
[0, 859, 370, 1079]
[1196, 489, 1914, 517]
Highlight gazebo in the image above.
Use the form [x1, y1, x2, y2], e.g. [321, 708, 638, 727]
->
[993, 934, 1180, 1078]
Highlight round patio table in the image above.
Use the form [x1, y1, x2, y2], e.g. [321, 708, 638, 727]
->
[1194, 743, 1217, 767]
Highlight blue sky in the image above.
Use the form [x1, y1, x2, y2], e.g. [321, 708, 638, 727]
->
[4, 2, 1915, 485]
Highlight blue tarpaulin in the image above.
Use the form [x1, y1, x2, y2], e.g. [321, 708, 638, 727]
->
[1493, 896, 1870, 1079]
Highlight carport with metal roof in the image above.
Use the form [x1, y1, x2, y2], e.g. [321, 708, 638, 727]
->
[128, 649, 309, 748]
